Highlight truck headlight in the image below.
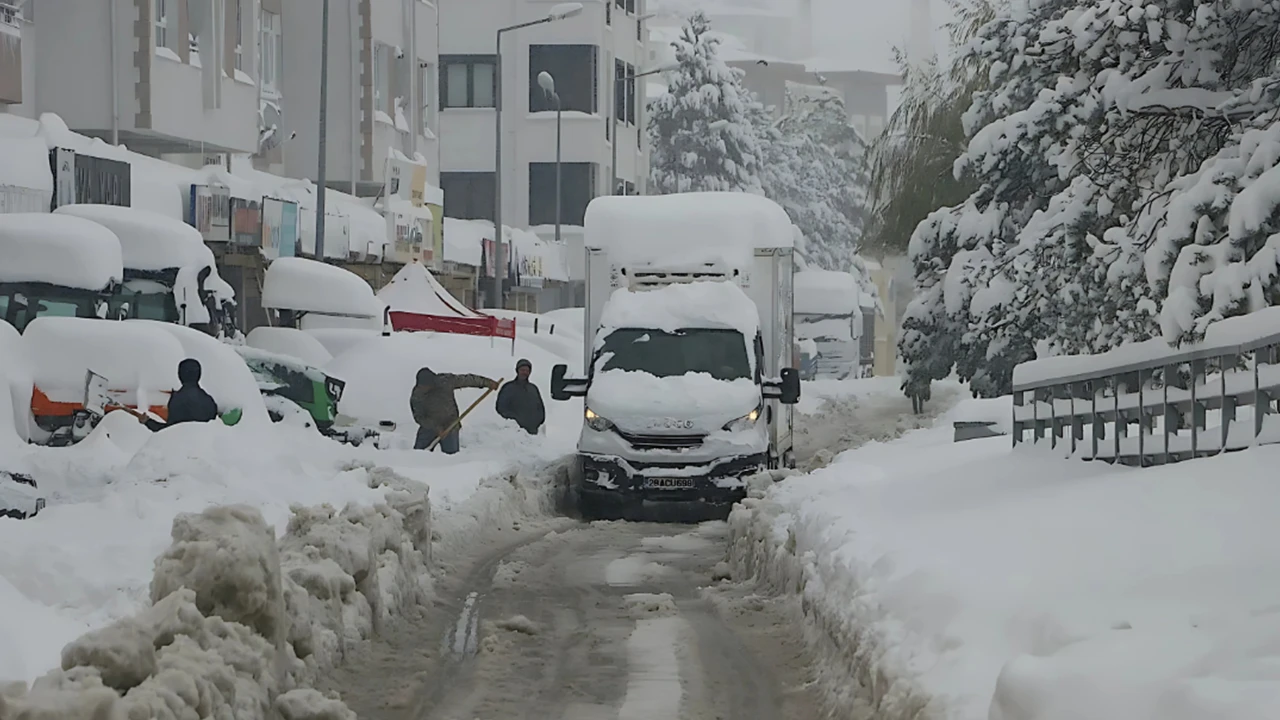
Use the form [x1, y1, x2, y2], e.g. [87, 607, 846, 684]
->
[723, 405, 762, 432]
[584, 407, 614, 432]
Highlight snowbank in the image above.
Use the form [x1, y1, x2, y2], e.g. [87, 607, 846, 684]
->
[729, 382, 1280, 720]
[598, 282, 760, 337]
[584, 192, 794, 271]
[246, 327, 335, 367]
[0, 213, 123, 290]
[23, 317, 183, 405]
[794, 269, 860, 315]
[53, 205, 209, 272]
[1, 465, 431, 719]
[261, 257, 384, 320]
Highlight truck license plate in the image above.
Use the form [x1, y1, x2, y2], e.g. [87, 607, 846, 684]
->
[642, 477, 697, 490]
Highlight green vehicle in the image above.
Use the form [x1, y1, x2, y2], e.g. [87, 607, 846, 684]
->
[233, 345, 385, 446]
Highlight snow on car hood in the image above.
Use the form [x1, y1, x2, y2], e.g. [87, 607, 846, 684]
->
[586, 370, 759, 434]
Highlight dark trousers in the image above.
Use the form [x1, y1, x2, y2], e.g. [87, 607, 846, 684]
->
[415, 426, 460, 454]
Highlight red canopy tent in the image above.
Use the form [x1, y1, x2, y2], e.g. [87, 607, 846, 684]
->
[378, 261, 516, 347]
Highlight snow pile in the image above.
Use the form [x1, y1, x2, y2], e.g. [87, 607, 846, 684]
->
[585, 192, 793, 270]
[53, 205, 209, 273]
[730, 381, 1280, 720]
[377, 261, 483, 318]
[597, 282, 760, 336]
[0, 214, 123, 290]
[0, 326, 31, 450]
[23, 317, 184, 406]
[442, 218, 487, 267]
[1, 465, 431, 719]
[246, 327, 334, 367]
[261, 257, 384, 321]
[794, 269, 860, 315]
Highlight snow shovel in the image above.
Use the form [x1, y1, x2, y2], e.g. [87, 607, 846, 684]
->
[427, 379, 504, 451]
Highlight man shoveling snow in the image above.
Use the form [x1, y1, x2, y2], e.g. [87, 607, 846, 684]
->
[410, 367, 499, 454]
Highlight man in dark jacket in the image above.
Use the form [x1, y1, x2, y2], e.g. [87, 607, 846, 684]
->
[410, 367, 498, 453]
[144, 358, 219, 431]
[496, 358, 545, 435]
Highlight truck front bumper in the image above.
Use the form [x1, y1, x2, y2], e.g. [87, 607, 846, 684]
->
[576, 452, 768, 508]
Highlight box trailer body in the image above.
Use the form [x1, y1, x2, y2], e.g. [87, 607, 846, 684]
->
[793, 269, 864, 380]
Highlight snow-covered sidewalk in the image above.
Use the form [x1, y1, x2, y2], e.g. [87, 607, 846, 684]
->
[730, 380, 1280, 720]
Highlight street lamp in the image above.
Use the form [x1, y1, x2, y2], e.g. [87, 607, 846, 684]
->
[537, 71, 564, 247]
[491, 2, 584, 309]
[611, 62, 677, 196]
[315, 0, 332, 258]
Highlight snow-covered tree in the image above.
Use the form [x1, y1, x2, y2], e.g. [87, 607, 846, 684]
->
[648, 12, 765, 195]
[899, 0, 1280, 401]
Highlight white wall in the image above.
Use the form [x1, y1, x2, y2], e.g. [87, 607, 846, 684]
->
[439, 0, 649, 227]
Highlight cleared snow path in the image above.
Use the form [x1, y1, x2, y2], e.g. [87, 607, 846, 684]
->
[321, 520, 822, 720]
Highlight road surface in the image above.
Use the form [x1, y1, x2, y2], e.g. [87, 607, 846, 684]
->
[322, 519, 822, 720]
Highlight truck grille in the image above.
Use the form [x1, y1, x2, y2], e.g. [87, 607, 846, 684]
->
[616, 430, 705, 450]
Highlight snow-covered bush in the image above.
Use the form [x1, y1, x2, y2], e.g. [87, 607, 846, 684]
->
[0, 464, 430, 720]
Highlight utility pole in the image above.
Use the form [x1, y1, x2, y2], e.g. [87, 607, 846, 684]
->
[315, 0, 331, 259]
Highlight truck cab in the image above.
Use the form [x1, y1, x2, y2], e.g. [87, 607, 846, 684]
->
[0, 213, 123, 332]
[550, 192, 801, 520]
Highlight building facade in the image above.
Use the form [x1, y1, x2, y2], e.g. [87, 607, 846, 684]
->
[436, 0, 649, 230]
[278, 0, 440, 196]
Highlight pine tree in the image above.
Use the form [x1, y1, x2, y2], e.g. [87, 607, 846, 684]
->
[647, 11, 766, 195]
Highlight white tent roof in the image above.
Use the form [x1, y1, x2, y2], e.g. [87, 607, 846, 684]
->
[377, 261, 483, 318]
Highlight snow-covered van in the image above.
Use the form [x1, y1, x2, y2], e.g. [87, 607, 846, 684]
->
[0, 213, 124, 332]
[53, 205, 237, 337]
[260, 256, 389, 334]
[550, 192, 801, 519]
[793, 269, 864, 379]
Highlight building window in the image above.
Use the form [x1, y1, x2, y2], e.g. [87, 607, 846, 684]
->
[440, 55, 496, 109]
[418, 62, 434, 132]
[373, 42, 395, 115]
[154, 0, 168, 48]
[605, 1, 611, 24]
[528, 45, 598, 114]
[625, 0, 635, 13]
[441, 172, 496, 221]
[614, 60, 636, 126]
[529, 163, 596, 226]
[259, 9, 281, 92]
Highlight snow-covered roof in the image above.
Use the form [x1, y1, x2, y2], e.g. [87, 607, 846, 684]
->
[377, 261, 483, 318]
[245, 326, 334, 367]
[599, 281, 760, 336]
[585, 192, 794, 271]
[53, 204, 210, 272]
[261, 257, 384, 319]
[0, 213, 124, 291]
[23, 316, 184, 402]
[794, 269, 860, 315]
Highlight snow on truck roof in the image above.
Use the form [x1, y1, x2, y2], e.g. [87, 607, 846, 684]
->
[599, 281, 760, 336]
[53, 204, 214, 272]
[23, 317, 184, 401]
[584, 193, 795, 268]
[794, 269, 861, 315]
[0, 213, 124, 291]
[261, 256, 385, 319]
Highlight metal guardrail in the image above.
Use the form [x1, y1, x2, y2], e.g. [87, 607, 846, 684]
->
[1010, 307, 1280, 466]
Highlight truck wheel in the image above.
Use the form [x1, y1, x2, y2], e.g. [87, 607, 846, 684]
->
[783, 449, 796, 470]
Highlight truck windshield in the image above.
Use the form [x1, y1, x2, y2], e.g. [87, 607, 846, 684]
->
[0, 286, 103, 332]
[596, 328, 751, 381]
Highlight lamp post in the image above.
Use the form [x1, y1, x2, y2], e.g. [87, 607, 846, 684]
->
[315, 0, 331, 258]
[611, 62, 676, 195]
[492, 2, 584, 309]
[537, 72, 563, 246]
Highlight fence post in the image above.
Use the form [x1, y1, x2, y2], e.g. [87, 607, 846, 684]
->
[1221, 353, 1233, 453]
[1012, 388, 1022, 447]
[1256, 349, 1265, 440]
[1162, 365, 1171, 465]
[1113, 374, 1121, 462]
[1090, 379, 1099, 460]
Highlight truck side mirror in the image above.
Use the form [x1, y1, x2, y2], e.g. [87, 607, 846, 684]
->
[779, 368, 801, 405]
[550, 364, 589, 401]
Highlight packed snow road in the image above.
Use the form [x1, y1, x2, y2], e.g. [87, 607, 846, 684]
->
[321, 518, 822, 720]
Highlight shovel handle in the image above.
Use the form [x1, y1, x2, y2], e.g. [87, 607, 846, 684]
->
[426, 379, 504, 451]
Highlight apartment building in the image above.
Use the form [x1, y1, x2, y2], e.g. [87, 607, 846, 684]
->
[437, 0, 649, 230]
[279, 0, 440, 195]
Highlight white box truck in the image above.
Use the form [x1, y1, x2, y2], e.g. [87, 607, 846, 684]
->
[794, 269, 864, 380]
[550, 192, 801, 520]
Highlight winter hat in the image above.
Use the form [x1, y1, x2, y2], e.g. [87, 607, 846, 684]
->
[515, 358, 532, 372]
[177, 358, 202, 384]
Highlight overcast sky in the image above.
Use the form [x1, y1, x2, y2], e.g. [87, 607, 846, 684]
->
[811, 0, 954, 73]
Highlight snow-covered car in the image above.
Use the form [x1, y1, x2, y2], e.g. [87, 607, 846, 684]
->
[0, 470, 45, 520]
